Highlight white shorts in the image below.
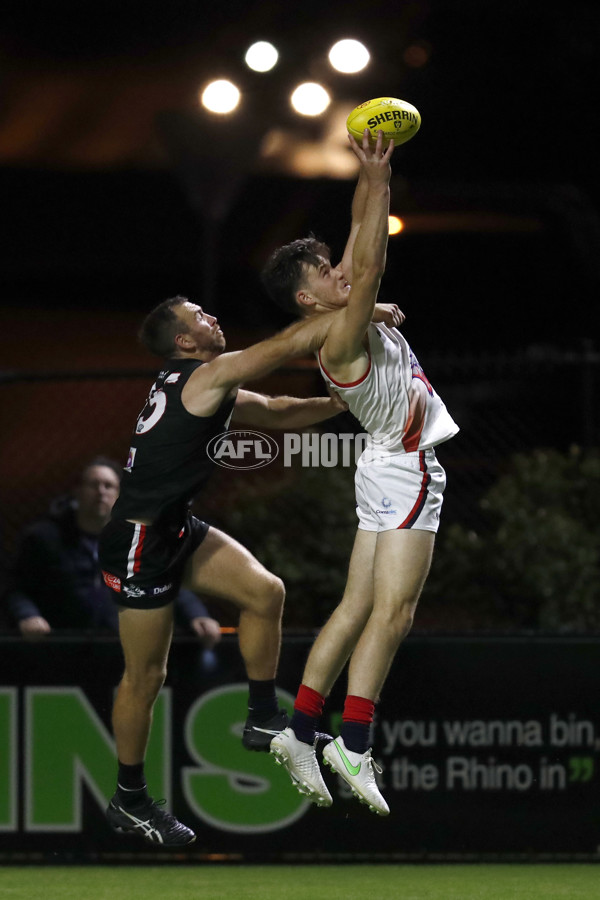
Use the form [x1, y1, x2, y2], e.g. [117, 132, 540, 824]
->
[355, 448, 446, 533]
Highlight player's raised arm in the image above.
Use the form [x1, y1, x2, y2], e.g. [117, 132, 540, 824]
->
[321, 130, 394, 370]
[182, 311, 339, 416]
[338, 163, 369, 284]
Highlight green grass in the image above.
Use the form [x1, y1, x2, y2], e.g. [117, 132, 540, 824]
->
[1, 865, 600, 900]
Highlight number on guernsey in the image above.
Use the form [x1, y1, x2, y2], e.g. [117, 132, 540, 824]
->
[136, 383, 167, 434]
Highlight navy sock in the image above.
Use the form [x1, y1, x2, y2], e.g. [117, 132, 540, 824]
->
[290, 709, 318, 745]
[341, 721, 371, 755]
[247, 678, 278, 721]
[116, 761, 149, 808]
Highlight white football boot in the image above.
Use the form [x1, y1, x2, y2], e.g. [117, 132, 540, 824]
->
[270, 727, 332, 807]
[323, 736, 389, 815]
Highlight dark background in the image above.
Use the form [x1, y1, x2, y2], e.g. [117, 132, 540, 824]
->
[1, 1, 598, 617]
[1, 0, 598, 356]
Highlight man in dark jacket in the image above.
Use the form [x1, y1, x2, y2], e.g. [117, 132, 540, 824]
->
[3, 456, 221, 645]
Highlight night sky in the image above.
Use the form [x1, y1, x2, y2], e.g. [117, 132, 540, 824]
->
[1, 0, 598, 353]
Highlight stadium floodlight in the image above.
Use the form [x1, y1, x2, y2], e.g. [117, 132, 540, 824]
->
[245, 41, 279, 72]
[328, 39, 370, 73]
[200, 80, 241, 114]
[290, 82, 331, 116]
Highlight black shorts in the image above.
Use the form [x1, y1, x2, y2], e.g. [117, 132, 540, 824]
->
[99, 513, 209, 609]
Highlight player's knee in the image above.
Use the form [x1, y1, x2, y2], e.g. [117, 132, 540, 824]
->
[254, 572, 285, 618]
[397, 607, 414, 639]
[123, 663, 167, 705]
[234, 569, 285, 618]
[376, 599, 415, 641]
[265, 573, 285, 615]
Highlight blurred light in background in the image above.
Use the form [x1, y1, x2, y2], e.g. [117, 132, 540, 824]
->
[388, 215, 404, 235]
[245, 41, 279, 72]
[290, 82, 331, 116]
[403, 41, 431, 68]
[328, 39, 370, 73]
[200, 79, 241, 113]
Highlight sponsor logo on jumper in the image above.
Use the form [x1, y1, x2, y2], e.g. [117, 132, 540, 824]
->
[102, 571, 121, 592]
[409, 349, 433, 396]
[125, 447, 137, 473]
[122, 584, 147, 599]
[152, 583, 173, 596]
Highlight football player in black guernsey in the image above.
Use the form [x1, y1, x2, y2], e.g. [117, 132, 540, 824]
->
[100, 294, 346, 845]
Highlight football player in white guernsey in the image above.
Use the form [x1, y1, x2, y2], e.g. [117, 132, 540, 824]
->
[262, 129, 458, 814]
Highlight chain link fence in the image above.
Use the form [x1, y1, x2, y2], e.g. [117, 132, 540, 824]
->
[1, 346, 598, 629]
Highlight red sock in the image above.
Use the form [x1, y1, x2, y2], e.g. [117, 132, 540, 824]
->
[342, 694, 375, 725]
[341, 695, 375, 754]
[290, 684, 326, 744]
[294, 683, 325, 718]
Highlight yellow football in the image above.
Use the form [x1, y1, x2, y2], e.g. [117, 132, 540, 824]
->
[346, 97, 421, 147]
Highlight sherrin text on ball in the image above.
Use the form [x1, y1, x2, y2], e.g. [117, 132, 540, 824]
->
[346, 97, 421, 147]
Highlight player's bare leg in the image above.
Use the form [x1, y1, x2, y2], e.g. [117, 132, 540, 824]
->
[113, 603, 174, 764]
[322, 528, 434, 815]
[183, 526, 287, 750]
[107, 603, 195, 845]
[270, 529, 376, 807]
[348, 527, 434, 699]
[301, 528, 377, 696]
[183, 526, 284, 680]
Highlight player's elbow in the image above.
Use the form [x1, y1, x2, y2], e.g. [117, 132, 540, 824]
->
[352, 262, 385, 291]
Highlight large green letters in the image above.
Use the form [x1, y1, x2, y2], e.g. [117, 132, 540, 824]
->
[25, 687, 170, 830]
[0, 689, 17, 830]
[182, 685, 309, 832]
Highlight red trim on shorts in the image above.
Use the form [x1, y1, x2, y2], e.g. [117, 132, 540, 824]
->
[127, 524, 146, 578]
[318, 349, 371, 387]
[130, 524, 146, 575]
[398, 451, 431, 529]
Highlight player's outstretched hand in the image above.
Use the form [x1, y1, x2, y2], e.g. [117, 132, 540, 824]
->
[348, 127, 395, 176]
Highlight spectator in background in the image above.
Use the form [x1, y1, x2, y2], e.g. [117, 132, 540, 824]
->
[2, 456, 221, 652]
